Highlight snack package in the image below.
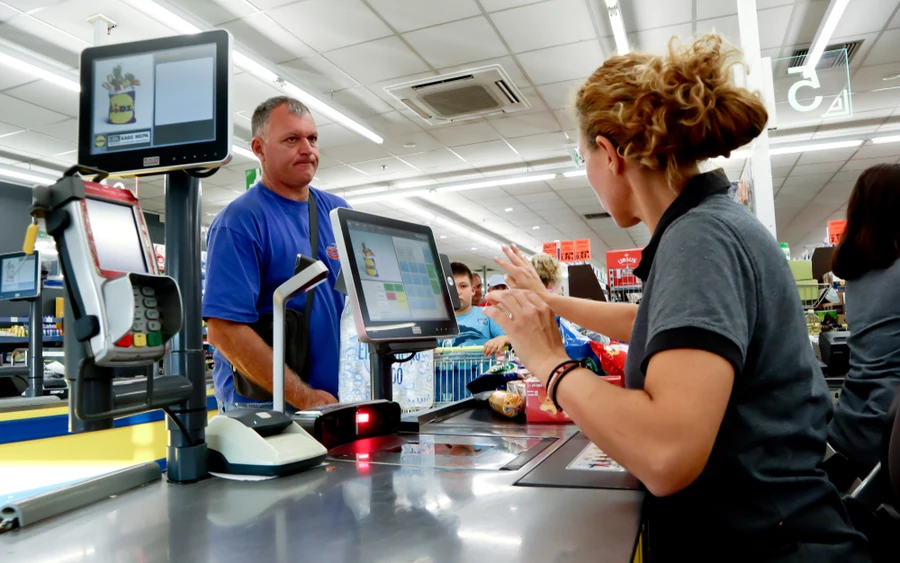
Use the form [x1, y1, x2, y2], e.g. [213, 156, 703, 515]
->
[558, 318, 601, 368]
[590, 342, 629, 377]
[524, 374, 623, 423]
[488, 388, 525, 418]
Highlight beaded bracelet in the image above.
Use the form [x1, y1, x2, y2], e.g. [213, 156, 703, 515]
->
[549, 359, 589, 412]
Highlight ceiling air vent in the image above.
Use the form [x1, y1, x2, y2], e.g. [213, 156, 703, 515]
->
[385, 65, 530, 125]
[583, 212, 611, 220]
[789, 40, 863, 70]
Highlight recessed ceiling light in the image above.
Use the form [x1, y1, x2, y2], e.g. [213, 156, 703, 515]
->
[403, 142, 417, 148]
[532, 226, 540, 230]
[471, 247, 478, 251]
[883, 72, 900, 81]
[440, 235, 447, 239]
[505, 207, 513, 212]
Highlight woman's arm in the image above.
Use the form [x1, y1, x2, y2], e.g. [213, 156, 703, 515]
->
[544, 294, 637, 342]
[544, 349, 733, 497]
[491, 245, 636, 341]
[485, 290, 733, 497]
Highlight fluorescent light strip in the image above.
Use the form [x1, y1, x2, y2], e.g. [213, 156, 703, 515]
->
[768, 140, 862, 156]
[0, 165, 56, 187]
[231, 145, 257, 161]
[871, 135, 900, 145]
[0, 51, 80, 92]
[607, 3, 630, 55]
[563, 170, 586, 178]
[345, 172, 557, 206]
[804, 0, 851, 72]
[122, 0, 384, 144]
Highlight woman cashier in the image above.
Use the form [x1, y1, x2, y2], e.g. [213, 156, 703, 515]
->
[485, 34, 869, 561]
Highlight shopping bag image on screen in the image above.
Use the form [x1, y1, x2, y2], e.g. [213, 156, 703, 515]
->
[103, 64, 141, 125]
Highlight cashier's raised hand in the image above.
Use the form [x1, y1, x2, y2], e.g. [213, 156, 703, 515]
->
[482, 289, 568, 385]
[311, 389, 338, 407]
[492, 245, 548, 296]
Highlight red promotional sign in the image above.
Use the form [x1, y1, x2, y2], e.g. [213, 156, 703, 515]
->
[828, 220, 846, 246]
[542, 241, 559, 259]
[574, 239, 591, 262]
[559, 240, 576, 263]
[606, 248, 643, 288]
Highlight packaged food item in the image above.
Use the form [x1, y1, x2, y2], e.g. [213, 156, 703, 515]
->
[524, 374, 623, 423]
[590, 342, 629, 377]
[488, 389, 525, 418]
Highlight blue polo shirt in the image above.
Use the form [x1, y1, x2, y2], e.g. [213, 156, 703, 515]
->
[202, 182, 349, 401]
[451, 306, 505, 346]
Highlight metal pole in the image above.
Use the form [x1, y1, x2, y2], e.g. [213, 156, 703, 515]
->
[163, 171, 208, 483]
[24, 295, 42, 398]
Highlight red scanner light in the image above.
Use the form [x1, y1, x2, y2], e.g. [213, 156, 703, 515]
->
[356, 412, 370, 424]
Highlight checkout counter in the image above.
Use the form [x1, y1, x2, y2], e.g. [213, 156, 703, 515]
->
[1, 31, 643, 562]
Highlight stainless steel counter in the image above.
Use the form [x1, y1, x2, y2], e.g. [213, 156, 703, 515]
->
[3, 406, 644, 562]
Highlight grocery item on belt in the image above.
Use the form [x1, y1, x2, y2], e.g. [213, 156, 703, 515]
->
[590, 342, 629, 377]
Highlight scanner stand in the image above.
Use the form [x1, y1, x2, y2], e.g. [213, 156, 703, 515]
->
[206, 255, 329, 477]
[370, 340, 438, 402]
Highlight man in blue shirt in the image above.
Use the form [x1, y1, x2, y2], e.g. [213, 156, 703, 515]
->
[450, 262, 509, 356]
[203, 96, 348, 411]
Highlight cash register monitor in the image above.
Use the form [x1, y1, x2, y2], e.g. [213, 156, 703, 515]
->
[0, 251, 41, 300]
[84, 197, 149, 276]
[78, 30, 232, 176]
[330, 208, 459, 343]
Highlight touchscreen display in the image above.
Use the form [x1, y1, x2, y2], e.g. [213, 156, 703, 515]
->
[90, 43, 216, 155]
[85, 198, 148, 274]
[347, 220, 451, 322]
[0, 254, 37, 296]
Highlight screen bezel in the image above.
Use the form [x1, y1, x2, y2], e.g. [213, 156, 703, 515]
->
[81, 182, 157, 279]
[78, 30, 231, 176]
[333, 208, 458, 342]
[0, 251, 41, 300]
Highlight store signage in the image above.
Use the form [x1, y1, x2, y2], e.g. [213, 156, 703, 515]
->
[606, 248, 643, 288]
[828, 220, 846, 245]
[772, 49, 853, 126]
[542, 241, 559, 259]
[574, 239, 591, 262]
[245, 168, 261, 190]
[560, 240, 576, 263]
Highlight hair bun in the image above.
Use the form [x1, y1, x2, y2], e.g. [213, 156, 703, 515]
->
[575, 33, 768, 185]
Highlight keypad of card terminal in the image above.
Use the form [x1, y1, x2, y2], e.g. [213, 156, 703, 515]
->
[115, 286, 163, 348]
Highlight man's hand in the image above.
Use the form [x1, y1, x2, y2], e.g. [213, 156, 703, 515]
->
[483, 335, 510, 357]
[311, 390, 338, 407]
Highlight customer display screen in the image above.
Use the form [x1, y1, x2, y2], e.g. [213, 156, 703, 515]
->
[78, 30, 231, 175]
[85, 198, 148, 274]
[90, 43, 216, 156]
[348, 221, 451, 322]
[0, 253, 39, 300]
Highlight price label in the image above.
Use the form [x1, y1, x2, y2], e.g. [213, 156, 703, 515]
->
[542, 242, 559, 259]
[828, 220, 846, 246]
[560, 240, 576, 263]
[574, 239, 591, 262]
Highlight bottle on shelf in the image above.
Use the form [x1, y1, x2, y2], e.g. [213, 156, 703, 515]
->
[805, 309, 821, 336]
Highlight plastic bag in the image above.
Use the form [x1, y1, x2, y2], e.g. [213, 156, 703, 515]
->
[590, 342, 629, 377]
[558, 317, 601, 371]
[338, 301, 434, 409]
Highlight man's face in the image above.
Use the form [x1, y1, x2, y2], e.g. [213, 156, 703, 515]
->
[455, 274, 473, 310]
[252, 104, 319, 189]
[472, 274, 483, 305]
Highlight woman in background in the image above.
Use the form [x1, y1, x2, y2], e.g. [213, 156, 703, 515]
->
[827, 163, 900, 482]
[531, 253, 563, 292]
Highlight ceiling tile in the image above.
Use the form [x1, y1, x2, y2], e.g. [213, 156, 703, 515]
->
[329, 86, 397, 118]
[796, 148, 858, 166]
[0, 94, 67, 129]
[840, 156, 894, 172]
[488, 111, 562, 138]
[757, 6, 794, 50]
[278, 55, 359, 93]
[834, 0, 900, 37]
[697, 0, 737, 19]
[0, 130, 74, 157]
[0, 122, 23, 138]
[3, 80, 78, 118]
[624, 0, 692, 32]
[430, 121, 502, 146]
[270, 0, 392, 52]
[490, 0, 595, 53]
[853, 142, 900, 159]
[403, 17, 508, 68]
[452, 139, 520, 162]
[0, 64, 41, 91]
[313, 122, 367, 149]
[537, 79, 583, 111]
[314, 164, 371, 185]
[367, 0, 481, 32]
[861, 29, 900, 67]
[31, 119, 77, 144]
[507, 132, 568, 155]
[218, 13, 315, 63]
[321, 140, 393, 163]
[231, 72, 283, 115]
[479, 0, 543, 12]
[400, 149, 467, 169]
[182, 0, 260, 25]
[350, 156, 418, 176]
[790, 161, 844, 176]
[0, 16, 83, 69]
[382, 131, 445, 155]
[628, 23, 693, 54]
[325, 37, 430, 84]
[517, 41, 604, 86]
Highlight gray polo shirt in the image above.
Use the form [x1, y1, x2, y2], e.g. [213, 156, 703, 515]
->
[625, 170, 868, 560]
[828, 258, 900, 473]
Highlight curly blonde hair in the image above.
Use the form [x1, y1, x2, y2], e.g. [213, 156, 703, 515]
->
[574, 34, 768, 187]
[531, 253, 563, 290]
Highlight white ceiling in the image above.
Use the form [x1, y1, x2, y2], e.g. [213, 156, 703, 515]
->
[0, 0, 899, 270]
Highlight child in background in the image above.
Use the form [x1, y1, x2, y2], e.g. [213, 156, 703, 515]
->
[450, 262, 509, 356]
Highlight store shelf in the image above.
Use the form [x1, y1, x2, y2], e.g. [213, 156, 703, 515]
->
[0, 317, 63, 323]
[0, 336, 64, 344]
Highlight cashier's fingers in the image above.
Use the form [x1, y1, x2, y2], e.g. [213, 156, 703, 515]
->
[483, 289, 533, 326]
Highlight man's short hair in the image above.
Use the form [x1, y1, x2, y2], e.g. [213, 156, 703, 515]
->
[450, 262, 472, 283]
[251, 96, 310, 140]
